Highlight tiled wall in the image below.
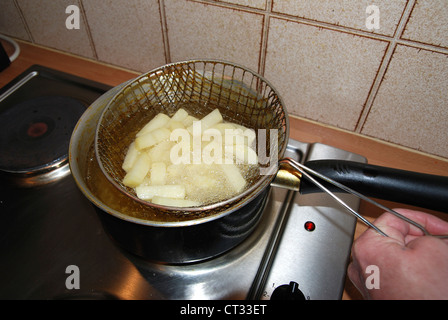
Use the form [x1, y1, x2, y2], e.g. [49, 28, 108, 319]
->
[1, 0, 447, 159]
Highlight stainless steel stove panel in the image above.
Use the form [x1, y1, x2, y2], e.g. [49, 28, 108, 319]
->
[257, 142, 366, 300]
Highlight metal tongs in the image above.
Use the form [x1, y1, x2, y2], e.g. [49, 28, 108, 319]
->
[279, 158, 448, 239]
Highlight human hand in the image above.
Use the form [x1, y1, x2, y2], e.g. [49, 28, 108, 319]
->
[347, 208, 448, 300]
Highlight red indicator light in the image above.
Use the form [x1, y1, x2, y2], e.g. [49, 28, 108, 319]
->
[304, 221, 315, 232]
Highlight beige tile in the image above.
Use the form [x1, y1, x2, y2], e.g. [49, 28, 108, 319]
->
[264, 18, 388, 130]
[361, 45, 448, 158]
[272, 0, 407, 37]
[17, 0, 94, 58]
[0, 0, 30, 40]
[402, 0, 448, 48]
[164, 0, 264, 72]
[83, 0, 165, 72]
[214, 0, 266, 10]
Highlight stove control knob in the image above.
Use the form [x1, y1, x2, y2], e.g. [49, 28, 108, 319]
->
[270, 281, 306, 300]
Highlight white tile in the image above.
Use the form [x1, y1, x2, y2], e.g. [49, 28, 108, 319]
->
[0, 0, 30, 40]
[164, 0, 264, 72]
[17, 0, 94, 58]
[264, 18, 388, 130]
[361, 45, 448, 158]
[402, 0, 448, 48]
[83, 0, 166, 72]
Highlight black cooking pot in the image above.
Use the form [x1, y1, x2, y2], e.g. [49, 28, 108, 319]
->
[94, 187, 268, 263]
[69, 79, 273, 263]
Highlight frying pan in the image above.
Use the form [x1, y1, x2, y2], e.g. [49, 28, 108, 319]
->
[70, 60, 448, 262]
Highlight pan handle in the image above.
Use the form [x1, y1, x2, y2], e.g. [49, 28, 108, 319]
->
[299, 160, 448, 213]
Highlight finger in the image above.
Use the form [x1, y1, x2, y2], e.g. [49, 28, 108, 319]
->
[372, 211, 413, 243]
[359, 213, 408, 245]
[406, 231, 448, 253]
[369, 209, 448, 240]
[405, 210, 448, 236]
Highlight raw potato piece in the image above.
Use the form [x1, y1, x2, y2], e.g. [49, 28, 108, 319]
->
[187, 109, 223, 134]
[135, 185, 186, 200]
[151, 196, 200, 207]
[147, 140, 175, 164]
[221, 125, 256, 147]
[182, 115, 199, 127]
[122, 153, 151, 188]
[225, 144, 258, 164]
[166, 163, 185, 178]
[122, 142, 140, 172]
[170, 108, 189, 123]
[168, 121, 184, 131]
[190, 173, 218, 189]
[136, 113, 170, 137]
[200, 109, 223, 130]
[121, 107, 259, 208]
[135, 127, 171, 150]
[211, 123, 236, 135]
[150, 162, 167, 185]
[219, 164, 246, 193]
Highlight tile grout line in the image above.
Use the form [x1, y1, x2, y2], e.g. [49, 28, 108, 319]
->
[354, 43, 395, 133]
[354, 0, 416, 133]
[396, 38, 448, 55]
[158, 0, 171, 64]
[258, 0, 272, 76]
[13, 0, 34, 43]
[78, 0, 99, 60]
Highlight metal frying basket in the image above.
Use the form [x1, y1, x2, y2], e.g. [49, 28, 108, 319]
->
[95, 60, 289, 216]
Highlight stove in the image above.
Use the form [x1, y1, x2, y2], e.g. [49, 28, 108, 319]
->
[0, 66, 365, 300]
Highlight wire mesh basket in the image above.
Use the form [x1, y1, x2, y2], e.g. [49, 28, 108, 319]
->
[95, 60, 289, 216]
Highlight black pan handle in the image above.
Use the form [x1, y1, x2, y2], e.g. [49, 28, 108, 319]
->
[300, 160, 448, 213]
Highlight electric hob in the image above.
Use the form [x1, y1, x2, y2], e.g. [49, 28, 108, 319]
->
[0, 65, 365, 300]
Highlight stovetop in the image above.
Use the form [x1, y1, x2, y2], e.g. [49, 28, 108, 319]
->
[0, 66, 365, 300]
